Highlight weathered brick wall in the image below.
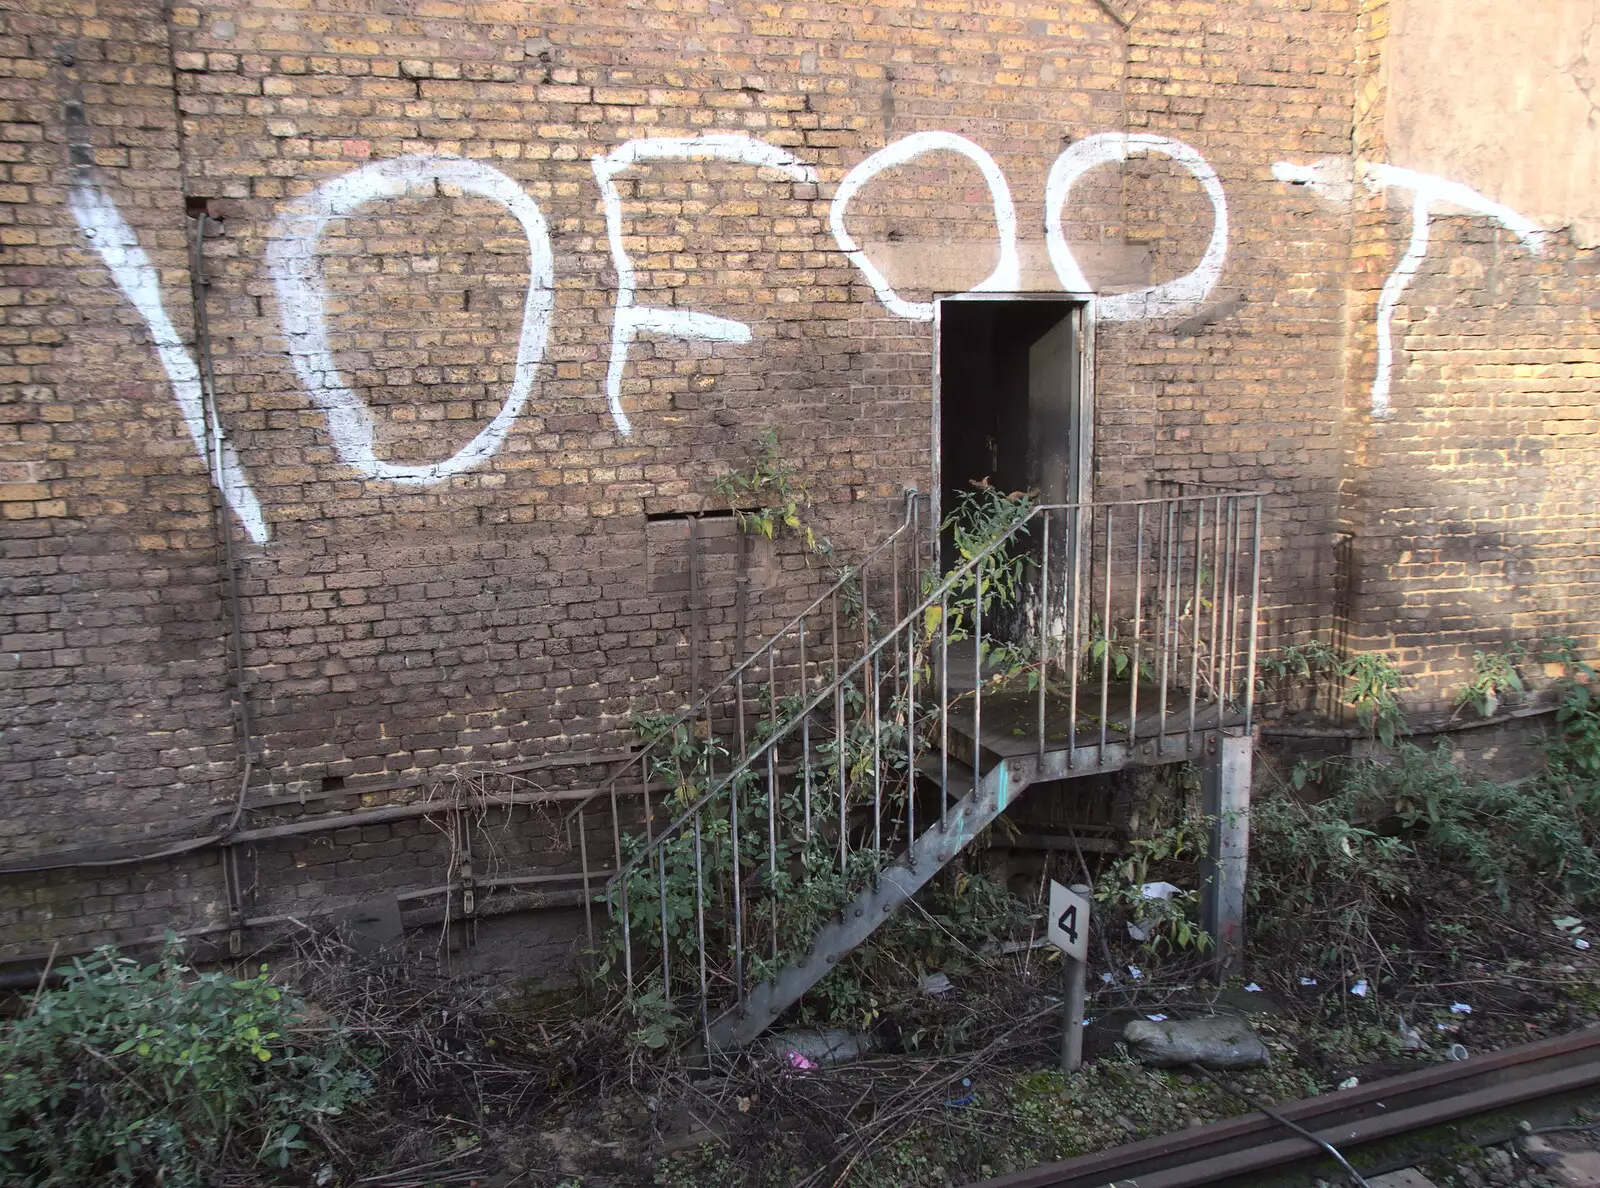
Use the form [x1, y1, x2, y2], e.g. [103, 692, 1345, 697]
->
[0, 1, 241, 864]
[1336, 0, 1600, 713]
[1, 0, 1592, 968]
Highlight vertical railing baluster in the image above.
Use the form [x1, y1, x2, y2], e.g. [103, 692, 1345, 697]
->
[608, 779, 624, 884]
[1157, 498, 1175, 752]
[767, 745, 778, 967]
[871, 650, 882, 861]
[657, 847, 672, 1001]
[735, 665, 747, 760]
[831, 592, 841, 683]
[799, 617, 811, 843]
[799, 617, 808, 695]
[1245, 496, 1263, 733]
[973, 552, 983, 802]
[1209, 495, 1223, 709]
[730, 759, 744, 1012]
[693, 811, 709, 1048]
[1224, 496, 1240, 705]
[939, 592, 949, 834]
[1129, 504, 1144, 746]
[1037, 512, 1050, 763]
[802, 711, 813, 844]
[1188, 498, 1204, 750]
[1068, 503, 1083, 768]
[768, 643, 778, 732]
[906, 593, 917, 857]
[1099, 508, 1114, 767]
[765, 643, 779, 965]
[836, 680, 848, 878]
[621, 879, 634, 993]
[578, 806, 594, 955]
[892, 532, 902, 705]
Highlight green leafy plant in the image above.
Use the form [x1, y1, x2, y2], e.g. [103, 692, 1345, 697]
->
[1342, 650, 1406, 746]
[1095, 820, 1214, 955]
[925, 481, 1036, 656]
[713, 428, 832, 559]
[1084, 616, 1154, 685]
[1547, 646, 1600, 780]
[1254, 742, 1600, 994]
[0, 938, 369, 1188]
[1259, 640, 1342, 711]
[1554, 677, 1600, 779]
[1453, 647, 1524, 719]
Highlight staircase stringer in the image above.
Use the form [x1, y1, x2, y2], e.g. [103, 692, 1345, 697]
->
[709, 754, 1035, 1050]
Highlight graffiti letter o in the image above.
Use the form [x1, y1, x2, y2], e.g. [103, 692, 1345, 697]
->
[266, 156, 553, 484]
[1046, 134, 1228, 322]
[829, 132, 1021, 322]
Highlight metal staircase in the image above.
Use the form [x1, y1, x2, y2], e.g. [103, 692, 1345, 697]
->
[596, 486, 1265, 1050]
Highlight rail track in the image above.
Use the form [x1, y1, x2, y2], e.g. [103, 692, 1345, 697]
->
[970, 1027, 1600, 1188]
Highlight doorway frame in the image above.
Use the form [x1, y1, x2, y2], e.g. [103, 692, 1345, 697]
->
[929, 291, 1097, 541]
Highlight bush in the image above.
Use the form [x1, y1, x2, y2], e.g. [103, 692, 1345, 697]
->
[1250, 744, 1600, 988]
[0, 937, 370, 1187]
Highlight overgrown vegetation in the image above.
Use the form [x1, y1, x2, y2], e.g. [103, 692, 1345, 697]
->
[0, 938, 369, 1187]
[1259, 640, 1407, 742]
[1251, 740, 1600, 999]
[713, 428, 833, 560]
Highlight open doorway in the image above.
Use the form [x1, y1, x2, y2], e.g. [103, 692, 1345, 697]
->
[934, 296, 1091, 571]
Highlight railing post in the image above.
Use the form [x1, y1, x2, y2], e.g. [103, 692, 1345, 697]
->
[1200, 728, 1252, 974]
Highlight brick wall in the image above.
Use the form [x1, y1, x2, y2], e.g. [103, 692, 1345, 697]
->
[1, 0, 1593, 967]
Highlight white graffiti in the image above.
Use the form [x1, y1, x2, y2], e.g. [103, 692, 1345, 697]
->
[593, 135, 817, 436]
[1047, 133, 1229, 321]
[67, 181, 269, 544]
[828, 131, 1021, 322]
[266, 155, 554, 481]
[72, 133, 1566, 536]
[1275, 158, 1548, 418]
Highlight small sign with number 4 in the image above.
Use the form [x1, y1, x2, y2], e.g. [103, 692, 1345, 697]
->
[1048, 881, 1091, 964]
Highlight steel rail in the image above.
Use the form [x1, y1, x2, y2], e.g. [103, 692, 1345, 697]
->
[969, 1028, 1600, 1188]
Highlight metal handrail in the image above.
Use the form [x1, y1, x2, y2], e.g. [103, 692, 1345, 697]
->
[605, 487, 1264, 892]
[563, 490, 924, 833]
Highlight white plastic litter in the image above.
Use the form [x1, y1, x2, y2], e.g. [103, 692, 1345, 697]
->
[1101, 972, 1116, 984]
[1351, 979, 1369, 997]
[1145, 1014, 1168, 1022]
[1337, 1076, 1359, 1090]
[1243, 983, 1262, 993]
[1127, 922, 1148, 942]
[1577, 938, 1592, 950]
[1450, 1002, 1472, 1014]
[919, 972, 954, 995]
[1141, 881, 1184, 900]
[1128, 965, 1144, 980]
[1299, 977, 1318, 986]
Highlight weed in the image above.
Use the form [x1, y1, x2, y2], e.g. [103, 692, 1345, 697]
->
[1094, 820, 1214, 954]
[713, 428, 833, 560]
[1453, 647, 1524, 719]
[1252, 743, 1600, 995]
[1259, 639, 1342, 711]
[1341, 651, 1406, 746]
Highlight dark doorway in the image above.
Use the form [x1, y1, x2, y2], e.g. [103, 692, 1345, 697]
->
[935, 297, 1088, 568]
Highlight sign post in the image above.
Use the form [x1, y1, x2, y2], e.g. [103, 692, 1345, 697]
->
[1048, 880, 1092, 1073]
